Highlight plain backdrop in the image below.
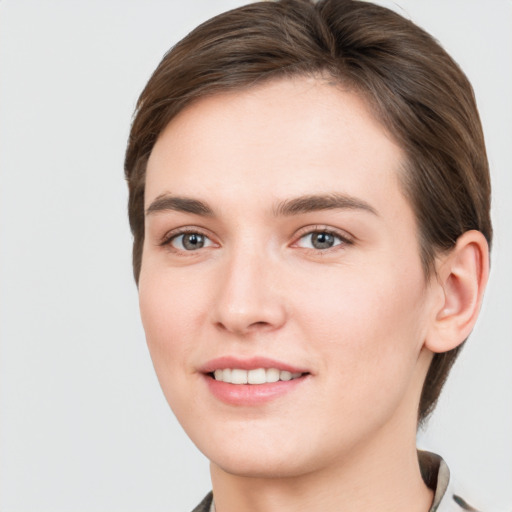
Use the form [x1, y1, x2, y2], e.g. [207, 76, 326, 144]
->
[0, 1, 511, 511]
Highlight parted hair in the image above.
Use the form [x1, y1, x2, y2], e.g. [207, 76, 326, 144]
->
[125, 0, 492, 422]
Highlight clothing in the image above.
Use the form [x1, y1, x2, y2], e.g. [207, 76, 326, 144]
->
[418, 451, 480, 512]
[190, 451, 479, 512]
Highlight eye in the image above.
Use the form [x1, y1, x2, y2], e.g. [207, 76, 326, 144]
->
[296, 230, 347, 250]
[169, 232, 214, 251]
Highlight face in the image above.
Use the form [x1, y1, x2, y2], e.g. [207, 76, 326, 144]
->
[139, 78, 435, 479]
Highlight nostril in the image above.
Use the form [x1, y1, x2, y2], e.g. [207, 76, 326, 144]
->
[213, 319, 276, 335]
[250, 321, 271, 328]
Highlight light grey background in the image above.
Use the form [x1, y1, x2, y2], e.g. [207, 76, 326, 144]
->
[0, 1, 510, 511]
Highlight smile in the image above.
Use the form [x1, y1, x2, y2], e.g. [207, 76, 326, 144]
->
[201, 357, 310, 405]
[212, 368, 303, 384]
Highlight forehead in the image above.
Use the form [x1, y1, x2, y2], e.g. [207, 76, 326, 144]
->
[146, 77, 408, 219]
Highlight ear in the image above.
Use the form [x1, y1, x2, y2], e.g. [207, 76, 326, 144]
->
[425, 230, 489, 353]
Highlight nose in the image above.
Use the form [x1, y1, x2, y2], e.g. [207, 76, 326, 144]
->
[211, 243, 288, 336]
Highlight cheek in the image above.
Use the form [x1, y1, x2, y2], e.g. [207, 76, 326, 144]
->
[298, 260, 425, 336]
[138, 266, 207, 383]
[139, 257, 210, 329]
[295, 262, 427, 390]
[307, 279, 426, 442]
[137, 271, 211, 430]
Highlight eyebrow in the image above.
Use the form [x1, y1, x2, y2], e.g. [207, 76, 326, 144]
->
[273, 193, 378, 217]
[146, 194, 213, 216]
[145, 192, 378, 218]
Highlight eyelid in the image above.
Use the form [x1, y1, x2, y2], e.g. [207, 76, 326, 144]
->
[291, 225, 355, 248]
[159, 226, 218, 249]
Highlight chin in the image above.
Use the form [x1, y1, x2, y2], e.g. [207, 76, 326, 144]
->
[210, 450, 314, 479]
[207, 441, 295, 476]
[193, 425, 346, 480]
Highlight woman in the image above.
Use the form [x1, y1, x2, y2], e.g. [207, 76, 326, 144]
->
[124, 1, 491, 510]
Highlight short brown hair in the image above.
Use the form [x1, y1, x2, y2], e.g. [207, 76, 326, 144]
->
[125, 0, 492, 422]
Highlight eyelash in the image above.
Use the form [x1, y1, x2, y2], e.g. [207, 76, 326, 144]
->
[160, 227, 214, 252]
[159, 226, 354, 254]
[293, 226, 354, 252]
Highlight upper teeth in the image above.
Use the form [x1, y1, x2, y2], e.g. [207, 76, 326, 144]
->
[213, 368, 303, 385]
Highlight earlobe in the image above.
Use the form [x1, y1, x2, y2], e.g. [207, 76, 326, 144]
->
[425, 230, 489, 354]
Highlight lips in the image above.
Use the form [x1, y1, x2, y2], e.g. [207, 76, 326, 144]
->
[200, 356, 310, 405]
[201, 356, 309, 377]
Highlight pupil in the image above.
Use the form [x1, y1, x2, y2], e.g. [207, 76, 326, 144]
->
[312, 232, 334, 249]
[183, 233, 204, 250]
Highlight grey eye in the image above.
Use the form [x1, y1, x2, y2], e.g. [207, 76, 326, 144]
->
[172, 233, 209, 250]
[297, 231, 343, 250]
[311, 232, 336, 249]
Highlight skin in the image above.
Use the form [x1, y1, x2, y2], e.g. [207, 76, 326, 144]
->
[138, 77, 487, 512]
